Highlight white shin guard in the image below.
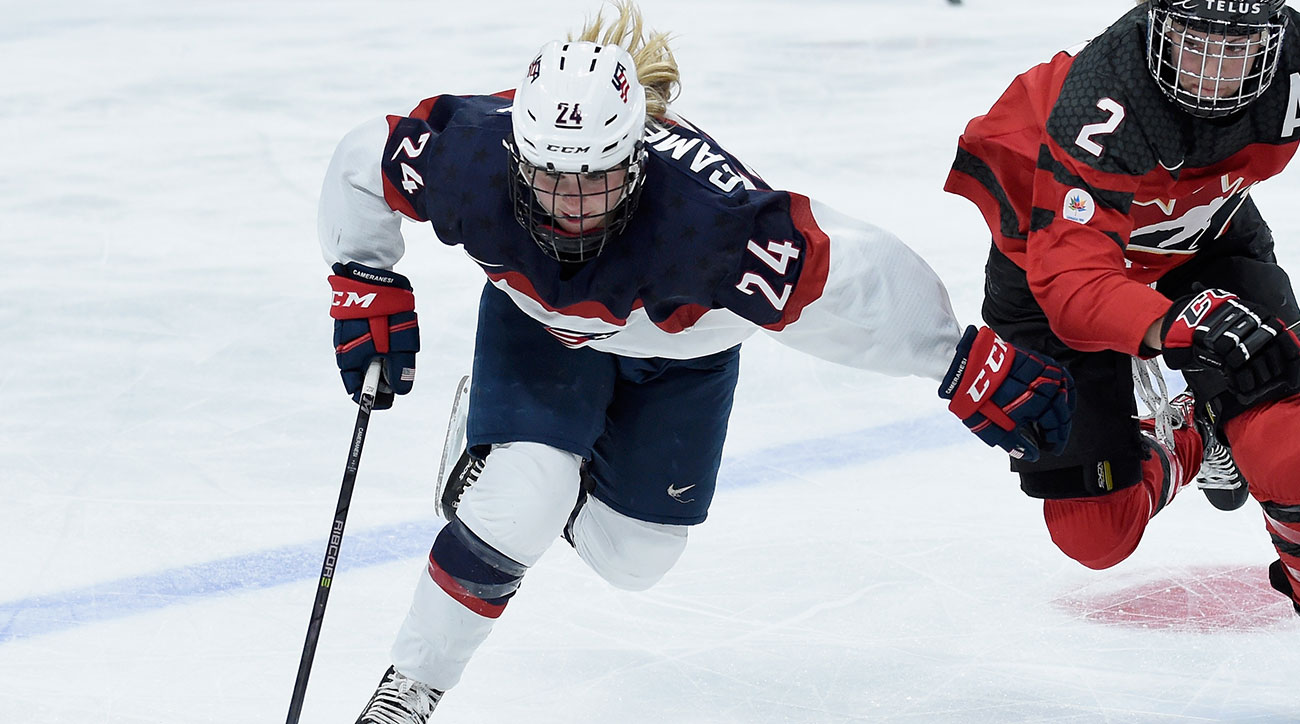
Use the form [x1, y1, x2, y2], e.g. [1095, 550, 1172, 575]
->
[390, 566, 494, 692]
[390, 442, 583, 690]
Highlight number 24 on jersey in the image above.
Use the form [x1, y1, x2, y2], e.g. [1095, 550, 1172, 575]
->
[735, 239, 800, 311]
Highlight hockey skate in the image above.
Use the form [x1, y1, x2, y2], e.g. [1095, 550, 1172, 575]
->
[439, 448, 484, 519]
[355, 666, 442, 724]
[1269, 560, 1300, 615]
[434, 375, 482, 519]
[1167, 392, 1250, 511]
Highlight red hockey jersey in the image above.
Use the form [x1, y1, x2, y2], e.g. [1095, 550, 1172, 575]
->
[946, 5, 1300, 355]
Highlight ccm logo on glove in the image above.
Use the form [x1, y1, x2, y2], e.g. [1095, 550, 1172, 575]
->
[960, 335, 1010, 405]
[327, 262, 420, 409]
[939, 325, 1075, 462]
[333, 291, 378, 309]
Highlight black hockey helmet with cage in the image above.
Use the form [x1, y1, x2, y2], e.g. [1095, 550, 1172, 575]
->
[1146, 0, 1289, 118]
[506, 40, 648, 263]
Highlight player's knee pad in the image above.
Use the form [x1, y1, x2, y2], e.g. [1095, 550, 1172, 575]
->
[455, 441, 583, 567]
[569, 495, 689, 591]
[426, 517, 528, 618]
[1043, 483, 1151, 570]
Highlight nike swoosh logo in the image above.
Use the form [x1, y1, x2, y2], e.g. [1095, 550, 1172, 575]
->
[667, 484, 696, 498]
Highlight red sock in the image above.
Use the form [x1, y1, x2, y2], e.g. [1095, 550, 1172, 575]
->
[1224, 395, 1300, 612]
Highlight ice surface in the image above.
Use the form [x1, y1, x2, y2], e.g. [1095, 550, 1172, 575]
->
[3, 1, 1298, 722]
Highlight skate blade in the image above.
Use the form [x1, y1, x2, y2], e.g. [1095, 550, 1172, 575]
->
[434, 375, 471, 519]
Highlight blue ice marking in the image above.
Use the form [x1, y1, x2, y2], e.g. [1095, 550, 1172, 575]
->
[0, 520, 439, 645]
[0, 413, 961, 644]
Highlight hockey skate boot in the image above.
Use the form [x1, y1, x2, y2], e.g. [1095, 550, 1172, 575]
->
[437, 449, 484, 519]
[1269, 559, 1300, 616]
[1167, 392, 1250, 512]
[356, 666, 442, 724]
[434, 375, 479, 520]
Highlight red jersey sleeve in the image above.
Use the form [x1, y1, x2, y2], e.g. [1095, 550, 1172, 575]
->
[946, 49, 1173, 356]
[1025, 142, 1171, 355]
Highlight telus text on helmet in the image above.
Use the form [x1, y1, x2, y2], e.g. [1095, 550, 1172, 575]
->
[1200, 1, 1264, 13]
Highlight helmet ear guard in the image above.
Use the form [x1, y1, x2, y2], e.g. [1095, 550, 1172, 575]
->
[507, 40, 649, 262]
[1145, 0, 1289, 118]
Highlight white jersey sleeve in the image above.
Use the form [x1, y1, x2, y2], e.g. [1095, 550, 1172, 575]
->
[318, 117, 408, 268]
[764, 199, 962, 381]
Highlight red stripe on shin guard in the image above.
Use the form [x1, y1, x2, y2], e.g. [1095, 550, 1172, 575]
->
[427, 556, 507, 619]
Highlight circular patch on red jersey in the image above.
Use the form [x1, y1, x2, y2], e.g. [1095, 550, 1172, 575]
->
[1054, 565, 1295, 632]
[1062, 188, 1095, 224]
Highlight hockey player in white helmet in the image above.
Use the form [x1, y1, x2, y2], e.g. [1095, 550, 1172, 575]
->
[319, 2, 1075, 721]
[507, 39, 648, 261]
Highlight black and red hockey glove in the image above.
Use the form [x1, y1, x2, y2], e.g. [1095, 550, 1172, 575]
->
[938, 325, 1075, 462]
[1161, 288, 1300, 411]
[329, 262, 420, 410]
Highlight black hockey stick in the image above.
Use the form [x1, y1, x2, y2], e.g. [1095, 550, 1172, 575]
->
[286, 358, 384, 724]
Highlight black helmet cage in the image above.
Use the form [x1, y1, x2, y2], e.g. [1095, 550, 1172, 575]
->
[506, 136, 647, 263]
[1146, 0, 1289, 118]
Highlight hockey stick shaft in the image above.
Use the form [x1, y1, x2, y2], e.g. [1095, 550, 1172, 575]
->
[286, 358, 384, 724]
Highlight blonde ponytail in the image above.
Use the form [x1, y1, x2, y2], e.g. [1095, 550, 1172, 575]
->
[571, 0, 680, 119]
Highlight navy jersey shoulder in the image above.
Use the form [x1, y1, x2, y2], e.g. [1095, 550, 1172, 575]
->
[1046, 5, 1300, 178]
[383, 94, 818, 328]
[380, 93, 515, 227]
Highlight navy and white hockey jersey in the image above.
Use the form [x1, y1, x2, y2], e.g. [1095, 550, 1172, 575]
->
[319, 92, 961, 381]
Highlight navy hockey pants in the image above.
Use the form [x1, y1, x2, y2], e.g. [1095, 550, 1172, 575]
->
[465, 283, 741, 526]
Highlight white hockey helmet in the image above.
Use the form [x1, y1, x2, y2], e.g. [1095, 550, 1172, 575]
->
[1146, 0, 1289, 118]
[507, 40, 649, 262]
[511, 40, 647, 172]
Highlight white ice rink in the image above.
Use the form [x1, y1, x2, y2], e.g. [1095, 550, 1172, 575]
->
[3, 0, 1299, 721]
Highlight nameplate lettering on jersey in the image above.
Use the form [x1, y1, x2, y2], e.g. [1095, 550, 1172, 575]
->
[644, 126, 756, 193]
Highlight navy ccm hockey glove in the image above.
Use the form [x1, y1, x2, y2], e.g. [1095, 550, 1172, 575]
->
[938, 325, 1075, 462]
[1161, 288, 1300, 412]
[328, 262, 420, 410]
